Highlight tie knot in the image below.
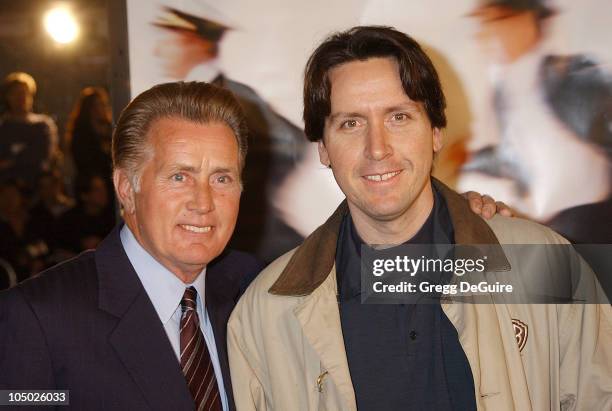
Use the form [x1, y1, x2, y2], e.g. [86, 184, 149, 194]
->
[181, 286, 198, 311]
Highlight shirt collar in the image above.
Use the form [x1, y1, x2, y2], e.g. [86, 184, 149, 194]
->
[120, 225, 206, 324]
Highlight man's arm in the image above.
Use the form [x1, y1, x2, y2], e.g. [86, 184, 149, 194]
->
[0, 289, 56, 391]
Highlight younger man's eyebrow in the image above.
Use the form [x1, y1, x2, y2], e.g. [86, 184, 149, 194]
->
[328, 112, 365, 123]
[384, 103, 421, 115]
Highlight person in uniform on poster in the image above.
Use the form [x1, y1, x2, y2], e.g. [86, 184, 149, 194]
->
[462, 0, 612, 244]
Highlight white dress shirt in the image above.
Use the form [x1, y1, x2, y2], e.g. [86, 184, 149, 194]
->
[120, 225, 228, 410]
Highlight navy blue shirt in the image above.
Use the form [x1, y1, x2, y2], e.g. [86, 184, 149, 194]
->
[335, 187, 476, 410]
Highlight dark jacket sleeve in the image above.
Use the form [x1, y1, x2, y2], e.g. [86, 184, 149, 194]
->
[0, 288, 56, 391]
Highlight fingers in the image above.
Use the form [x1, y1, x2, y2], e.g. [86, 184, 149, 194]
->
[495, 201, 514, 217]
[480, 195, 496, 219]
[464, 191, 483, 213]
[462, 191, 515, 219]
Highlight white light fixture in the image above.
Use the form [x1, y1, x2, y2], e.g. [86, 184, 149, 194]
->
[44, 6, 79, 44]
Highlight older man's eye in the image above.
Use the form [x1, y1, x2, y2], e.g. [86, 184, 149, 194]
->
[393, 113, 408, 122]
[216, 175, 232, 184]
[171, 173, 185, 182]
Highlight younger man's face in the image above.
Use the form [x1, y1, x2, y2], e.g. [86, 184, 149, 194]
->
[318, 57, 442, 240]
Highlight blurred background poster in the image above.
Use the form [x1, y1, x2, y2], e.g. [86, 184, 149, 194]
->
[126, 0, 611, 260]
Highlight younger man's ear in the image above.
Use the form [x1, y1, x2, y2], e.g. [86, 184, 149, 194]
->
[317, 140, 331, 168]
[113, 169, 136, 214]
[433, 128, 443, 153]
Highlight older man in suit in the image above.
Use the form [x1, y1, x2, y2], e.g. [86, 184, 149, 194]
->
[0, 82, 263, 410]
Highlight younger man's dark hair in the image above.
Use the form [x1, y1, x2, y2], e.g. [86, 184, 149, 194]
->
[303, 26, 446, 141]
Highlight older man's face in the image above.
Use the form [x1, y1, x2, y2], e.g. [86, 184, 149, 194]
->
[118, 117, 242, 282]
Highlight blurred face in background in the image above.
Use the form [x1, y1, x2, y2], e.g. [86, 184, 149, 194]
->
[473, 6, 541, 64]
[154, 29, 217, 79]
[5, 82, 33, 115]
[90, 94, 110, 124]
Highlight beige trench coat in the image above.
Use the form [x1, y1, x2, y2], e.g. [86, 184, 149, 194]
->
[228, 181, 612, 411]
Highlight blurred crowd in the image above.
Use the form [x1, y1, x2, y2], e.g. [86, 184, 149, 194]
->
[0, 72, 116, 289]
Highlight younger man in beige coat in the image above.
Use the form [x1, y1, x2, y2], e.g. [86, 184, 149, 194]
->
[228, 26, 612, 411]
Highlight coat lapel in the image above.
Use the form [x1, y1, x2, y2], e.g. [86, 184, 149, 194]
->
[293, 266, 357, 411]
[270, 178, 510, 296]
[442, 300, 532, 410]
[96, 226, 194, 411]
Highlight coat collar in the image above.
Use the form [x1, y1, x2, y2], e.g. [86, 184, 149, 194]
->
[269, 178, 511, 296]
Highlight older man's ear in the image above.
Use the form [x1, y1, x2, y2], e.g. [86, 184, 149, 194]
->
[113, 169, 136, 215]
[462, 191, 514, 219]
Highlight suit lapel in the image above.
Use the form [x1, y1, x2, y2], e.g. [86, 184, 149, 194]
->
[108, 290, 194, 410]
[293, 266, 357, 411]
[96, 226, 193, 410]
[206, 253, 243, 411]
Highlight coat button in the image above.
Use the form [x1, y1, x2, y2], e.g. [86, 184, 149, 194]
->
[409, 330, 417, 340]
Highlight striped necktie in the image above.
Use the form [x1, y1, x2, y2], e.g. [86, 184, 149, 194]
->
[180, 287, 222, 411]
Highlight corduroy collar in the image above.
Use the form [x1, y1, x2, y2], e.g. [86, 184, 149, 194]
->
[269, 178, 511, 296]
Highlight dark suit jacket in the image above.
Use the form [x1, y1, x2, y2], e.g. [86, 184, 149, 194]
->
[0, 225, 263, 410]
